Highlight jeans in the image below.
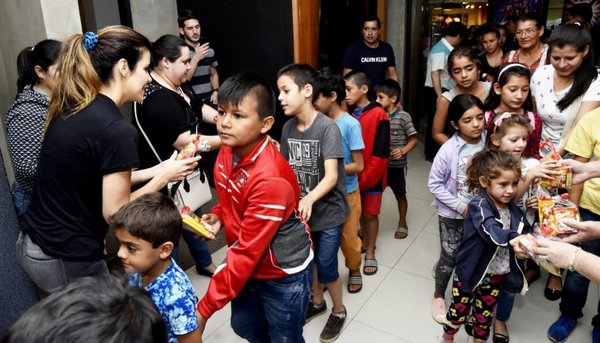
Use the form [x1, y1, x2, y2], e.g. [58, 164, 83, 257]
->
[12, 182, 31, 217]
[560, 208, 600, 328]
[231, 264, 312, 343]
[311, 225, 343, 284]
[16, 232, 109, 294]
[495, 288, 516, 321]
[181, 229, 213, 269]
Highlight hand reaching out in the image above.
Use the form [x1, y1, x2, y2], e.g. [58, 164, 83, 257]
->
[509, 235, 529, 259]
[201, 213, 222, 235]
[160, 151, 201, 182]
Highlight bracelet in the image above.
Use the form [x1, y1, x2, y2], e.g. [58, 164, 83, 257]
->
[212, 88, 219, 92]
[568, 247, 582, 271]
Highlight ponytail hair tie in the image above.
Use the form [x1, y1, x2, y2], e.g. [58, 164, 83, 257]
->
[83, 31, 98, 51]
[30, 46, 35, 52]
[574, 21, 582, 27]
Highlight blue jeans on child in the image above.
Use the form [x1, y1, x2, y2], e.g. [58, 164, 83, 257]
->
[311, 225, 343, 284]
[230, 264, 312, 343]
[495, 288, 516, 321]
[559, 208, 600, 328]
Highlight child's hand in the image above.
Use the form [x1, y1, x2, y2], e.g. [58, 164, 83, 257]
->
[530, 160, 561, 180]
[298, 195, 315, 222]
[509, 235, 530, 259]
[201, 213, 222, 235]
[390, 148, 403, 160]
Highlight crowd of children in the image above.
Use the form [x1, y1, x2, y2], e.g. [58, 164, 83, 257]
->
[6, 10, 600, 343]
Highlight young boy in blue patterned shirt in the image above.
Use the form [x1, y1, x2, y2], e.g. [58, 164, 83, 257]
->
[110, 192, 200, 343]
[375, 79, 418, 239]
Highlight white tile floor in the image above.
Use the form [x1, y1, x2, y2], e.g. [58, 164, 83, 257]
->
[186, 143, 598, 342]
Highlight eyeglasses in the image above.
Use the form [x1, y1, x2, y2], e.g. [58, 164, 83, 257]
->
[516, 28, 538, 37]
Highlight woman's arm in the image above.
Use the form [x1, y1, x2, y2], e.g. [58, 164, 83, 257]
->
[432, 97, 451, 145]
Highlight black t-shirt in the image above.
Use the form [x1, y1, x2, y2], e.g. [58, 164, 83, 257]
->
[134, 80, 196, 170]
[478, 52, 500, 81]
[23, 94, 139, 261]
[342, 40, 396, 97]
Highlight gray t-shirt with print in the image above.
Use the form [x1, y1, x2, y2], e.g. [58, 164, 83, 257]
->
[281, 112, 349, 231]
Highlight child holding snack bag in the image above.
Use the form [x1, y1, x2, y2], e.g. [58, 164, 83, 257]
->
[439, 150, 530, 343]
[486, 114, 560, 341]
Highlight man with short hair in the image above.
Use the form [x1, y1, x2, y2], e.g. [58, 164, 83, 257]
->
[342, 15, 398, 100]
[178, 10, 220, 105]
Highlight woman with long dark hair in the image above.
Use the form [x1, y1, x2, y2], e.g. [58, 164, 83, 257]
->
[5, 39, 60, 216]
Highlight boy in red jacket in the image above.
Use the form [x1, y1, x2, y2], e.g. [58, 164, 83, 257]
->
[344, 70, 390, 276]
[196, 72, 313, 342]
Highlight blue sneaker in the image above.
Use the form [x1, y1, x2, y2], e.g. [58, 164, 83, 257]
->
[548, 315, 577, 343]
[593, 327, 600, 343]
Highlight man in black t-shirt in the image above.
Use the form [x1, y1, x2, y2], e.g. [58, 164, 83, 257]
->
[342, 16, 398, 100]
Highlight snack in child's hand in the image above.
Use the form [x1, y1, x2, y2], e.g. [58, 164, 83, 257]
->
[176, 135, 211, 160]
[538, 140, 572, 190]
[518, 232, 561, 276]
[180, 206, 215, 239]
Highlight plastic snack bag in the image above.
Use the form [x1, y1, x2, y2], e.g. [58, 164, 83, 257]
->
[177, 135, 211, 160]
[518, 232, 561, 276]
[538, 140, 572, 190]
[537, 188, 580, 237]
[180, 206, 215, 240]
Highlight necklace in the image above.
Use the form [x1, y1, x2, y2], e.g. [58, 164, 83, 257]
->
[151, 71, 184, 96]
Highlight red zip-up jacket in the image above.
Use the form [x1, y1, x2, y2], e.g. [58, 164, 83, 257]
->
[197, 136, 313, 319]
[355, 102, 390, 191]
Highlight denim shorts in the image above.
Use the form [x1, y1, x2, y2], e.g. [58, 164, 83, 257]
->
[16, 232, 109, 294]
[311, 225, 342, 284]
[231, 264, 312, 343]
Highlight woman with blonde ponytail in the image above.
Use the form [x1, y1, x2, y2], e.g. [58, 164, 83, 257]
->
[17, 26, 200, 294]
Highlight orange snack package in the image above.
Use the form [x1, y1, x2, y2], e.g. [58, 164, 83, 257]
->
[538, 140, 572, 190]
[176, 135, 211, 160]
[537, 189, 580, 237]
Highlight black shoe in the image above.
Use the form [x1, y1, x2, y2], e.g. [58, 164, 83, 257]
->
[306, 300, 327, 323]
[545, 276, 562, 301]
[319, 308, 346, 343]
[195, 266, 214, 278]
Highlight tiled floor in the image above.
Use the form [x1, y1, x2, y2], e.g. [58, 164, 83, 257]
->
[186, 143, 598, 342]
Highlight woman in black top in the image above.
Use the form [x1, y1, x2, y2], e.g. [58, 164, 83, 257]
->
[18, 26, 199, 294]
[135, 34, 221, 276]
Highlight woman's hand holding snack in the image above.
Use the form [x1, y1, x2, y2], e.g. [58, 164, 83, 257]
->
[560, 159, 600, 185]
[555, 219, 600, 244]
[533, 237, 579, 269]
[161, 151, 201, 182]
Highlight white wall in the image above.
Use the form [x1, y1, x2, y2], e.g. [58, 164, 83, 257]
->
[130, 0, 179, 41]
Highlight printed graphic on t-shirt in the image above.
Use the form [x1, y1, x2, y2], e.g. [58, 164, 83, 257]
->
[287, 138, 321, 197]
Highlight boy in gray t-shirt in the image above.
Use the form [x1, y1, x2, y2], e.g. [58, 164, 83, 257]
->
[277, 64, 349, 343]
[375, 80, 417, 239]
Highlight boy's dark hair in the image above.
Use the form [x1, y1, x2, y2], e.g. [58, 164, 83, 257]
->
[448, 94, 485, 133]
[277, 63, 317, 90]
[466, 149, 521, 193]
[567, 3, 593, 24]
[548, 23, 597, 111]
[484, 63, 533, 111]
[315, 68, 346, 105]
[219, 71, 275, 119]
[518, 12, 543, 28]
[150, 34, 188, 69]
[344, 70, 369, 88]
[2, 276, 167, 343]
[363, 15, 381, 28]
[444, 22, 467, 38]
[109, 192, 182, 248]
[16, 39, 61, 93]
[374, 79, 401, 104]
[177, 9, 198, 28]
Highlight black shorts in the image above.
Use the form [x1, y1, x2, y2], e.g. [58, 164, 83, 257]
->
[387, 166, 406, 197]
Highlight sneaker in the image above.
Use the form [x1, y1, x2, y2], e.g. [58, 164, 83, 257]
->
[319, 308, 346, 343]
[593, 327, 600, 343]
[547, 315, 577, 343]
[432, 297, 447, 324]
[306, 299, 327, 323]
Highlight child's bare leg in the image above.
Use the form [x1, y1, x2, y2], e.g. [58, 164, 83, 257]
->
[397, 195, 408, 228]
[311, 265, 325, 305]
[363, 213, 379, 273]
[325, 277, 345, 314]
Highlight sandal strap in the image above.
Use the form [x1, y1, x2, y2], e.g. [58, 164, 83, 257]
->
[364, 259, 378, 268]
[348, 276, 363, 285]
